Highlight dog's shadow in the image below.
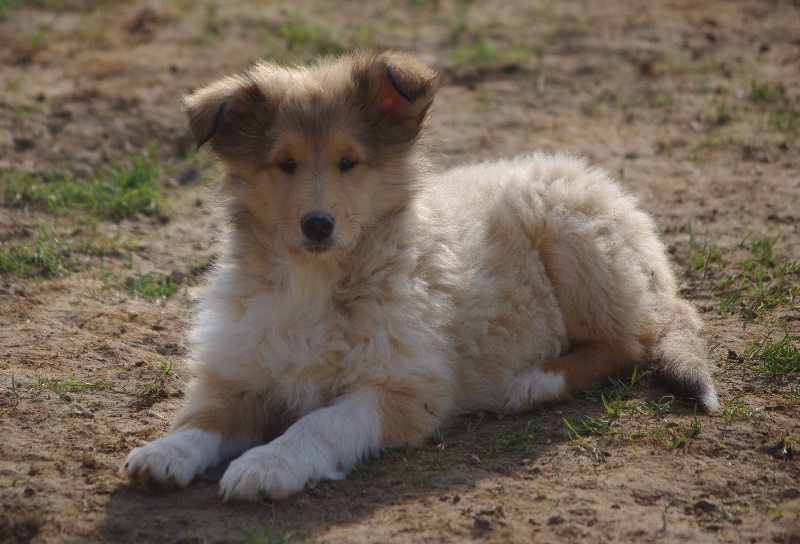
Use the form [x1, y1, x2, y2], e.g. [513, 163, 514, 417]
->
[102, 381, 702, 542]
[99, 400, 618, 543]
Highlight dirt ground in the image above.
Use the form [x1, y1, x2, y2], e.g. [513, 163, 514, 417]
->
[1, 1, 799, 542]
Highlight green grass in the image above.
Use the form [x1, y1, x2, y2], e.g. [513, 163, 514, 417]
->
[640, 397, 674, 416]
[695, 131, 735, 150]
[280, 19, 341, 55]
[601, 393, 627, 418]
[34, 374, 110, 414]
[669, 414, 702, 449]
[420, 429, 459, 471]
[0, 226, 79, 278]
[136, 381, 169, 408]
[649, 92, 676, 108]
[3, 149, 164, 221]
[563, 418, 605, 461]
[261, 15, 379, 64]
[0, 224, 138, 278]
[264, 17, 345, 63]
[446, 38, 539, 69]
[717, 235, 799, 324]
[447, 39, 500, 67]
[4, 79, 20, 94]
[8, 373, 19, 398]
[744, 329, 800, 378]
[685, 232, 799, 325]
[443, 8, 538, 70]
[204, 4, 222, 38]
[0, 0, 19, 20]
[720, 398, 757, 424]
[101, 271, 177, 301]
[750, 81, 783, 104]
[585, 367, 651, 402]
[62, 373, 111, 392]
[636, 412, 703, 450]
[133, 356, 178, 407]
[484, 419, 541, 456]
[126, 273, 177, 299]
[565, 371, 646, 455]
[768, 110, 800, 132]
[154, 356, 174, 377]
[713, 98, 732, 125]
[28, 25, 49, 50]
[246, 520, 292, 544]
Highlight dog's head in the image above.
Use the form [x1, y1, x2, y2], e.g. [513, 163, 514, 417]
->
[184, 50, 440, 261]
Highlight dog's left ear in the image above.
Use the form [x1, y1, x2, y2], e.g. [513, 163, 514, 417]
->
[354, 51, 441, 143]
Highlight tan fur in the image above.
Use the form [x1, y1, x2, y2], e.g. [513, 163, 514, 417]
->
[124, 50, 719, 501]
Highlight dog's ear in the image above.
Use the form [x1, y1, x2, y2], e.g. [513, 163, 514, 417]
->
[353, 51, 441, 144]
[183, 66, 277, 159]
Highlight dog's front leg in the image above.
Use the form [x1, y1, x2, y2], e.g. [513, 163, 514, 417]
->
[125, 372, 271, 489]
[219, 386, 420, 501]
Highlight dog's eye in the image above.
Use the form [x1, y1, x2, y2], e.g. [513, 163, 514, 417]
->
[338, 158, 356, 173]
[277, 159, 296, 174]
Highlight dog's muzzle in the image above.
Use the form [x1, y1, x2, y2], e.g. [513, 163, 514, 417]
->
[301, 211, 335, 249]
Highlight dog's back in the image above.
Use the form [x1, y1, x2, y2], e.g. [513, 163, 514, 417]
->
[428, 152, 718, 412]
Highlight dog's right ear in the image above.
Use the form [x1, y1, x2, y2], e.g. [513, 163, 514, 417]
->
[183, 66, 277, 159]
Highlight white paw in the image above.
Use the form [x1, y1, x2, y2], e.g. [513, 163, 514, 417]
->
[124, 429, 222, 489]
[219, 445, 313, 502]
[505, 363, 567, 411]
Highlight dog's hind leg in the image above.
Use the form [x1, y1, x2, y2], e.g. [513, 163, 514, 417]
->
[124, 371, 273, 489]
[503, 341, 636, 411]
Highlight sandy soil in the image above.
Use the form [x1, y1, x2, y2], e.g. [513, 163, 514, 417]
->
[1, 1, 799, 542]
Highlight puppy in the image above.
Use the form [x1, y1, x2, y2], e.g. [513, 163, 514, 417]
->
[125, 50, 719, 501]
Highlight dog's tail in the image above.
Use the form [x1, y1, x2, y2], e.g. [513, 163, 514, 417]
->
[648, 299, 720, 412]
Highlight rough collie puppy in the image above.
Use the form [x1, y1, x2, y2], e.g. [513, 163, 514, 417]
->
[125, 50, 719, 501]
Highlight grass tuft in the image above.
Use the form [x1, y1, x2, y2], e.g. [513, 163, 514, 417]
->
[246, 520, 292, 544]
[685, 231, 799, 325]
[134, 356, 178, 408]
[0, 225, 80, 278]
[125, 273, 177, 300]
[0, 225, 138, 278]
[585, 367, 651, 402]
[686, 228, 725, 277]
[3, 148, 164, 221]
[720, 398, 757, 424]
[669, 413, 702, 449]
[563, 418, 605, 461]
[0, 0, 20, 20]
[744, 329, 800, 378]
[101, 270, 177, 301]
[484, 419, 541, 456]
[34, 374, 109, 414]
[280, 20, 340, 55]
[750, 81, 783, 104]
[448, 38, 499, 67]
[768, 110, 800, 132]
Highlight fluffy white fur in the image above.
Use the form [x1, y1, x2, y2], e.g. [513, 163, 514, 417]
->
[124, 51, 718, 501]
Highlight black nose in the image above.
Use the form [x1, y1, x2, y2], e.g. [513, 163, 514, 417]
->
[300, 212, 335, 241]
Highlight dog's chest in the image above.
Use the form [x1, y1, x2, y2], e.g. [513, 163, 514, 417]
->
[191, 284, 355, 390]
